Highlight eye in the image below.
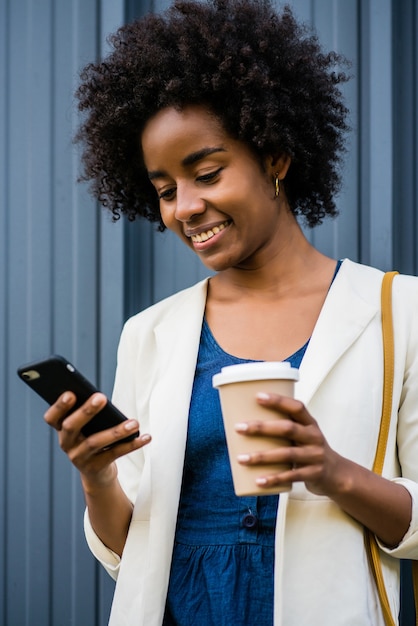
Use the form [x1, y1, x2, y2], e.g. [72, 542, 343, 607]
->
[158, 187, 176, 201]
[196, 167, 223, 184]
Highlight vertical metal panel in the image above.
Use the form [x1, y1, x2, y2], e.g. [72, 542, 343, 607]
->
[51, 0, 103, 622]
[360, 0, 394, 269]
[392, 0, 418, 275]
[49, 5, 98, 623]
[5, 1, 54, 624]
[0, 0, 8, 622]
[1, 0, 125, 624]
[309, 0, 360, 261]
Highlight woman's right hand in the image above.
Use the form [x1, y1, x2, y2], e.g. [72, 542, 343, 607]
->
[44, 390, 151, 556]
[44, 390, 151, 488]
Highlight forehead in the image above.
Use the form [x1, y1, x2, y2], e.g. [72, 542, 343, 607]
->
[141, 106, 229, 163]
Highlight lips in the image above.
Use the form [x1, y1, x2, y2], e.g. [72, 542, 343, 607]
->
[190, 220, 231, 243]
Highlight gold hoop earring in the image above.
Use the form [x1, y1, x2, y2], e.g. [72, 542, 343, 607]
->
[275, 173, 280, 198]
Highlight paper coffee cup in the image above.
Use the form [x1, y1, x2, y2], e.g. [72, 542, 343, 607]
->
[212, 362, 299, 496]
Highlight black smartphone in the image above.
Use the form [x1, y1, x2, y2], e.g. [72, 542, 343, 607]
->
[17, 355, 139, 443]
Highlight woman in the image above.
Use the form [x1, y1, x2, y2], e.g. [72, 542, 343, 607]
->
[45, 1, 418, 624]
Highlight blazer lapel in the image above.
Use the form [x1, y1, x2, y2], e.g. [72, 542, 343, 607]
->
[149, 279, 209, 500]
[296, 260, 379, 405]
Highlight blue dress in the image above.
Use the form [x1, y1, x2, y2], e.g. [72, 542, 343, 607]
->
[163, 320, 307, 626]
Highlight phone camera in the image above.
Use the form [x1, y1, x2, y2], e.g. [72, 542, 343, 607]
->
[22, 370, 40, 381]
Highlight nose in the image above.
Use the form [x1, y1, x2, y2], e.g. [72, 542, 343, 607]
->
[174, 182, 206, 222]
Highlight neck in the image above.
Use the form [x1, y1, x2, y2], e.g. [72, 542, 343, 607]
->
[212, 219, 334, 298]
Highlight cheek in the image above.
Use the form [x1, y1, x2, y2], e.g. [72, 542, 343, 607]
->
[159, 205, 190, 240]
[159, 203, 175, 228]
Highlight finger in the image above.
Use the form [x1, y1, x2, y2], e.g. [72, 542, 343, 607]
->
[59, 392, 107, 435]
[81, 419, 143, 452]
[53, 393, 108, 451]
[235, 417, 324, 448]
[68, 428, 151, 466]
[65, 432, 151, 477]
[255, 464, 324, 489]
[255, 471, 296, 489]
[44, 391, 77, 430]
[237, 442, 323, 467]
[256, 392, 314, 425]
[235, 417, 305, 445]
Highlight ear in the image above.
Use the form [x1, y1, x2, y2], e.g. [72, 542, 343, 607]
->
[266, 153, 291, 180]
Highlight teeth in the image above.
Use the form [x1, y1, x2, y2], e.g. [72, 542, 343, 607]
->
[191, 221, 229, 243]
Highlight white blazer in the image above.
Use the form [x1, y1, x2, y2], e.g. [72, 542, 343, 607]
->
[85, 259, 418, 625]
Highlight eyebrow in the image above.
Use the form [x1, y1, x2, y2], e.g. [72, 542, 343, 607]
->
[147, 146, 226, 181]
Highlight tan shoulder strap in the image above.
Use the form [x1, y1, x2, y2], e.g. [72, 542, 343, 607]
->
[367, 271, 418, 626]
[366, 271, 398, 626]
[373, 271, 398, 474]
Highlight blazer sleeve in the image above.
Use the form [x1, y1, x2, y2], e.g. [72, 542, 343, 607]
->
[378, 274, 418, 558]
[84, 316, 146, 579]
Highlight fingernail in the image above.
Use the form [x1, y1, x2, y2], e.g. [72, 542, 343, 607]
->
[237, 454, 251, 462]
[256, 477, 268, 485]
[124, 420, 138, 431]
[256, 392, 270, 400]
[140, 434, 151, 443]
[235, 423, 248, 432]
[91, 394, 105, 407]
[62, 392, 71, 404]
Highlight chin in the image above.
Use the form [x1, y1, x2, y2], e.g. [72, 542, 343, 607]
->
[199, 256, 236, 273]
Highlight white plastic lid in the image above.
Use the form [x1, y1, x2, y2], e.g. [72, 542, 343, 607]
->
[212, 361, 299, 387]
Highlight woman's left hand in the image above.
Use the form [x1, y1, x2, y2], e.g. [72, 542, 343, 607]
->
[235, 392, 346, 497]
[235, 392, 412, 547]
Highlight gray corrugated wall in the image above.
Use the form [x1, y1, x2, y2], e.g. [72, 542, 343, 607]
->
[1, 0, 417, 625]
[0, 0, 123, 624]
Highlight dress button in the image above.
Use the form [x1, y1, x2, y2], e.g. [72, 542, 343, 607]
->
[242, 513, 258, 529]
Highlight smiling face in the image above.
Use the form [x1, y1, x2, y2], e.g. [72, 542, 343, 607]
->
[141, 106, 291, 273]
